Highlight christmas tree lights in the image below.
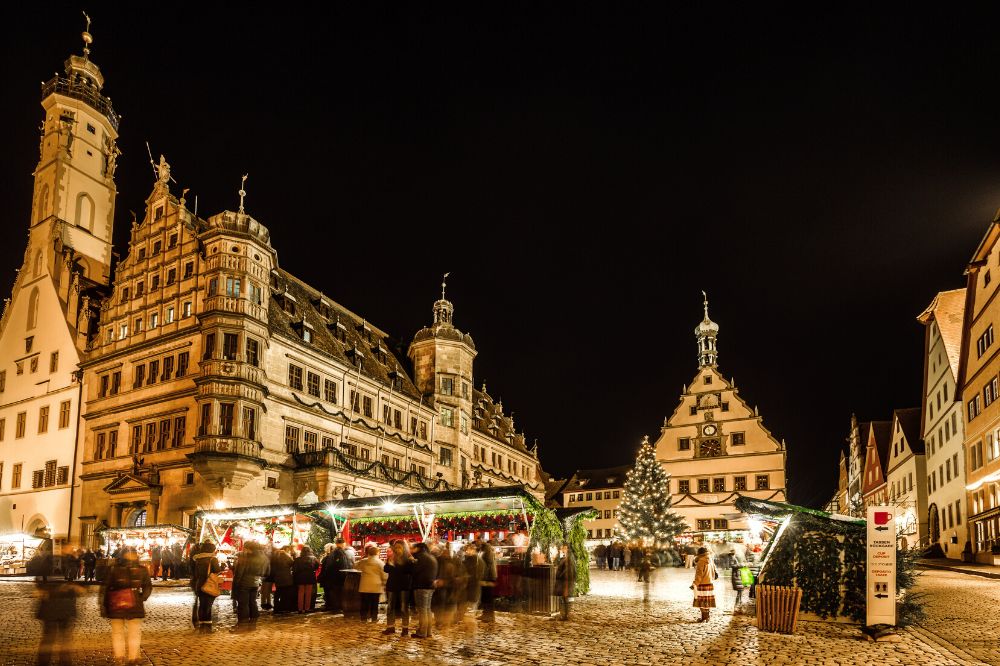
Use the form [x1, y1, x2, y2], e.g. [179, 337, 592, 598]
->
[616, 436, 687, 547]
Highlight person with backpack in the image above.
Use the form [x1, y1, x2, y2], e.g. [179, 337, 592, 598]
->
[99, 547, 152, 665]
[191, 542, 223, 632]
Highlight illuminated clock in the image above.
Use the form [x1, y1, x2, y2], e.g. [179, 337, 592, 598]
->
[699, 438, 721, 457]
[702, 424, 718, 436]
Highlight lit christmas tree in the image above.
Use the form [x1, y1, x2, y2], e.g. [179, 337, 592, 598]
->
[617, 436, 687, 547]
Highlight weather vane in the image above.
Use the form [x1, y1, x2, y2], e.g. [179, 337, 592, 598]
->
[702, 290, 709, 319]
[441, 272, 450, 300]
[81, 11, 93, 58]
[238, 174, 248, 214]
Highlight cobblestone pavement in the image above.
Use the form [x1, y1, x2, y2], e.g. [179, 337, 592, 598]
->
[0, 568, 992, 665]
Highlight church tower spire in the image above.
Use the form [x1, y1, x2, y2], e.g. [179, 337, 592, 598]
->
[695, 291, 719, 368]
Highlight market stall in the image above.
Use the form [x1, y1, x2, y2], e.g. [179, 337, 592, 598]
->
[0, 532, 46, 575]
[193, 504, 326, 593]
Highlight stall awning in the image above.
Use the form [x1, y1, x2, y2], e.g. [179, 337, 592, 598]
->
[301, 485, 541, 520]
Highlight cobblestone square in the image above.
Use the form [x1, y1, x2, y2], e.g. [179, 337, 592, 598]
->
[0, 568, 995, 665]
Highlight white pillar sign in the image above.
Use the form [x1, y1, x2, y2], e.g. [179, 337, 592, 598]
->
[866, 505, 897, 626]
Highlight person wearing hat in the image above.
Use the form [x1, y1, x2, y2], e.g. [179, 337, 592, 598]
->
[691, 546, 717, 622]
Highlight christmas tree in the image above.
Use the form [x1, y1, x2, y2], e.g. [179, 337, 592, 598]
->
[617, 436, 687, 547]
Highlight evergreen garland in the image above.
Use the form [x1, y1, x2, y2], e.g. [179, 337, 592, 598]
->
[616, 437, 687, 547]
[797, 531, 842, 618]
[841, 531, 866, 622]
[306, 521, 331, 554]
[567, 511, 595, 596]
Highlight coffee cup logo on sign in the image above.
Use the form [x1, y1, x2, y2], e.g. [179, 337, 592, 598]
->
[874, 511, 892, 525]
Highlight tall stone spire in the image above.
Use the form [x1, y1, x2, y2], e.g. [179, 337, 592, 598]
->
[695, 290, 719, 368]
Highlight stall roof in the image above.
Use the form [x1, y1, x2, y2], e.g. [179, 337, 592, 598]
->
[194, 504, 301, 523]
[96, 524, 193, 535]
[734, 496, 865, 528]
[303, 485, 541, 520]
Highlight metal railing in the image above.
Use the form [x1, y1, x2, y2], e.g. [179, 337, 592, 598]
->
[41, 76, 119, 129]
[292, 447, 449, 492]
[192, 436, 263, 459]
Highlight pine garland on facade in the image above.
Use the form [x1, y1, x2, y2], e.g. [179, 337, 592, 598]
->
[616, 436, 687, 546]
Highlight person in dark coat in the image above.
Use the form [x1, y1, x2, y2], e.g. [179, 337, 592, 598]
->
[100, 547, 153, 664]
[159, 546, 174, 581]
[382, 539, 414, 635]
[409, 542, 438, 638]
[35, 578, 84, 665]
[478, 540, 497, 624]
[292, 546, 320, 613]
[149, 544, 161, 580]
[554, 542, 577, 620]
[318, 543, 338, 611]
[82, 549, 97, 583]
[325, 537, 354, 614]
[191, 542, 223, 632]
[270, 546, 295, 614]
[432, 543, 457, 628]
[231, 541, 270, 631]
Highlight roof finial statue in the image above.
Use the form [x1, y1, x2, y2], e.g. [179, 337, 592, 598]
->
[238, 174, 248, 214]
[81, 11, 93, 59]
[441, 272, 450, 301]
[702, 290, 709, 321]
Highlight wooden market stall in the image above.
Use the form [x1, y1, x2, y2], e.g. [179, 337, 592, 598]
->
[96, 524, 193, 580]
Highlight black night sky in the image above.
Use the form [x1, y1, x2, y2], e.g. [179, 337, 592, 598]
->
[3, 5, 1000, 507]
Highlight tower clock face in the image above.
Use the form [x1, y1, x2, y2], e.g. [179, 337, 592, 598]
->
[702, 424, 718, 436]
[699, 439, 721, 457]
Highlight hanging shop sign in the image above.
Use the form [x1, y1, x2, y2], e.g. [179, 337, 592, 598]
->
[866, 506, 896, 626]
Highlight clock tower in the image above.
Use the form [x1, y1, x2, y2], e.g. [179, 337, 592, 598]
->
[652, 295, 787, 538]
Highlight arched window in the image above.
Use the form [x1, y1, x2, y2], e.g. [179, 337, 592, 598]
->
[76, 193, 95, 232]
[128, 509, 147, 527]
[27, 288, 39, 330]
[36, 184, 49, 223]
[32, 251, 42, 278]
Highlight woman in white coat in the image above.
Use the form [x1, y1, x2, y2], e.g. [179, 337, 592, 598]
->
[357, 544, 387, 623]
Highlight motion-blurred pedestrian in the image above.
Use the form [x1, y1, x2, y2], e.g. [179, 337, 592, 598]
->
[100, 546, 153, 665]
[35, 577, 83, 665]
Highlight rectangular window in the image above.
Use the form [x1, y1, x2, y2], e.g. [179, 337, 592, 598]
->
[203, 333, 216, 360]
[172, 417, 185, 447]
[440, 406, 455, 428]
[208, 278, 218, 296]
[713, 477, 725, 492]
[249, 283, 263, 305]
[199, 404, 211, 436]
[151, 311, 160, 329]
[0, 418, 5, 441]
[112, 370, 121, 394]
[136, 281, 145, 297]
[690, 406, 698, 416]
[394, 409, 402, 430]
[734, 475, 747, 491]
[460, 412, 469, 434]
[288, 364, 303, 390]
[245, 338, 260, 367]
[184, 262, 194, 279]
[756, 474, 770, 490]
[440, 447, 453, 466]
[324, 379, 337, 403]
[183, 301, 192, 318]
[225, 277, 241, 297]
[37, 406, 49, 434]
[166, 306, 175, 324]
[678, 480, 690, 494]
[697, 478, 709, 493]
[107, 430, 118, 457]
[382, 404, 391, 424]
[32, 470, 43, 489]
[177, 352, 189, 377]
[613, 490, 620, 498]
[152, 240, 162, 255]
[100, 374, 109, 397]
[441, 377, 454, 395]
[0, 370, 5, 392]
[731, 432, 745, 446]
[678, 437, 691, 451]
[95, 432, 106, 460]
[303, 430, 317, 452]
[148, 359, 159, 384]
[144, 423, 156, 452]
[49, 351, 58, 373]
[285, 425, 300, 453]
[307, 372, 320, 397]
[12, 464, 22, 489]
[219, 403, 235, 436]
[162, 356, 174, 381]
[131, 425, 142, 453]
[15, 412, 26, 439]
[419, 422, 427, 440]
[151, 275, 160, 291]
[30, 357, 38, 373]
[43, 460, 56, 487]
[362, 396, 373, 418]
[714, 519, 728, 529]
[585, 492, 593, 501]
[158, 419, 170, 450]
[697, 519, 712, 530]
[166, 268, 176, 285]
[955, 500, 962, 524]
[222, 333, 238, 361]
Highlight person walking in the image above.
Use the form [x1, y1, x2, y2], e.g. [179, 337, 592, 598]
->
[382, 540, 413, 635]
[191, 542, 223, 632]
[684, 543, 696, 568]
[478, 540, 497, 624]
[292, 546, 320, 614]
[82, 549, 97, 583]
[554, 542, 576, 621]
[637, 549, 654, 603]
[594, 542, 606, 570]
[432, 542, 457, 629]
[231, 541, 270, 631]
[357, 544, 387, 623]
[692, 546, 717, 622]
[326, 537, 355, 614]
[623, 545, 632, 570]
[456, 542, 483, 624]
[318, 543, 337, 611]
[259, 545, 274, 611]
[100, 547, 152, 665]
[149, 545, 161, 581]
[410, 542, 437, 639]
[270, 546, 295, 614]
[35, 577, 84, 665]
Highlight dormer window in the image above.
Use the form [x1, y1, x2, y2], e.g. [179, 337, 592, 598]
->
[328, 318, 348, 342]
[154, 205, 164, 221]
[704, 375, 712, 385]
[346, 346, 365, 368]
[356, 321, 373, 342]
[294, 319, 315, 344]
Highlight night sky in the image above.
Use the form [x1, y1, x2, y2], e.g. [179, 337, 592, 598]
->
[3, 5, 1000, 507]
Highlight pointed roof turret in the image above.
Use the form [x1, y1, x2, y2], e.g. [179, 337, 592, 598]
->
[695, 291, 719, 368]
